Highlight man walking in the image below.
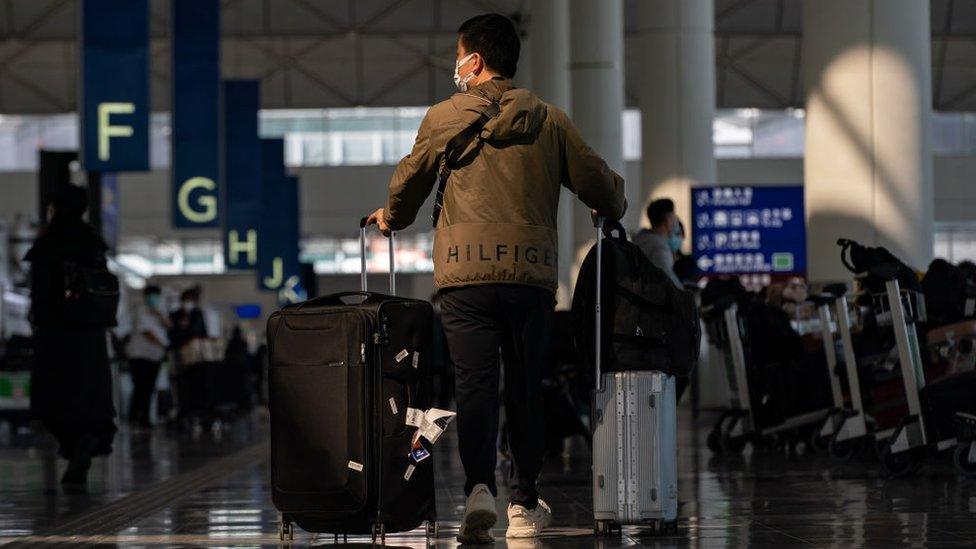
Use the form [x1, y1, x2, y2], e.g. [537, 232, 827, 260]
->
[365, 13, 625, 543]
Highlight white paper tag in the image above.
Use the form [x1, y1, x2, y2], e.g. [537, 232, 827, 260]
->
[347, 460, 364, 472]
[412, 351, 420, 369]
[389, 397, 399, 415]
[404, 464, 416, 481]
[395, 349, 409, 363]
[405, 407, 424, 428]
[417, 408, 457, 445]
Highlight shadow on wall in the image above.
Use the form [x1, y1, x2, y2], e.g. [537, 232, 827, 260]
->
[805, 45, 932, 278]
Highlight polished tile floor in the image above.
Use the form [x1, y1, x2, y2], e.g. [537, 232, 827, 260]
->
[1, 408, 974, 548]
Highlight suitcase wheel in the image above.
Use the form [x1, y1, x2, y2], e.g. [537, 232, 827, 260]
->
[425, 521, 439, 545]
[278, 516, 293, 541]
[953, 441, 976, 478]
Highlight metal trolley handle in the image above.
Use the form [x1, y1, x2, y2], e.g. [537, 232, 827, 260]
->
[359, 217, 396, 296]
[594, 216, 604, 391]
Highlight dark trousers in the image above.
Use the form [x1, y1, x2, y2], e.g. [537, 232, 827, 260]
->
[129, 358, 161, 426]
[439, 284, 555, 509]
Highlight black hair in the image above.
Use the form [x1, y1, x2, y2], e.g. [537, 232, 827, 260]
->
[646, 198, 675, 228]
[457, 13, 520, 78]
[144, 285, 161, 297]
[52, 184, 88, 219]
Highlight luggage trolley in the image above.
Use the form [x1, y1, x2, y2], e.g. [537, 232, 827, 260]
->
[704, 299, 832, 454]
[869, 277, 932, 475]
[810, 285, 871, 459]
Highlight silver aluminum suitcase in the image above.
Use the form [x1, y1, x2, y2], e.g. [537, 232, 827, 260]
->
[590, 219, 679, 535]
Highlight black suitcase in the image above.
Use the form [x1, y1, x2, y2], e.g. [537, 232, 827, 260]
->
[268, 221, 437, 542]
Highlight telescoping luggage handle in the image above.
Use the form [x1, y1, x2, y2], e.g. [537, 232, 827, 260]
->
[359, 216, 396, 296]
[594, 216, 604, 392]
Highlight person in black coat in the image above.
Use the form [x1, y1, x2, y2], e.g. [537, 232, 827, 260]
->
[25, 185, 117, 491]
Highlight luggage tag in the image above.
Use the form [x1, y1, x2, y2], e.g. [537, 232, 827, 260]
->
[389, 397, 399, 415]
[412, 351, 420, 369]
[347, 461, 364, 473]
[405, 407, 424, 428]
[410, 439, 430, 463]
[395, 349, 410, 363]
[404, 464, 416, 481]
[416, 408, 457, 445]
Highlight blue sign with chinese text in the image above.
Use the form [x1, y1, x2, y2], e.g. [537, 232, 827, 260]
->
[691, 185, 806, 276]
[80, 0, 150, 171]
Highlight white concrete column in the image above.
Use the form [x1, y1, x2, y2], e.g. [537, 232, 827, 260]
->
[529, 0, 575, 309]
[636, 0, 716, 245]
[569, 0, 629, 248]
[803, 0, 934, 282]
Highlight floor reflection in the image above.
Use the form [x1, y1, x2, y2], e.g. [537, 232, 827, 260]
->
[0, 408, 974, 547]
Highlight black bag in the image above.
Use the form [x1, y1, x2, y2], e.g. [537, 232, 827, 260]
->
[921, 370, 976, 443]
[921, 259, 976, 325]
[837, 238, 920, 294]
[61, 260, 120, 327]
[572, 220, 700, 377]
[268, 223, 436, 537]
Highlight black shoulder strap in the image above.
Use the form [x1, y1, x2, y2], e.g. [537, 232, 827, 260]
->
[431, 100, 501, 228]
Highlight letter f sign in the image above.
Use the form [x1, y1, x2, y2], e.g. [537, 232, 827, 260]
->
[98, 102, 135, 161]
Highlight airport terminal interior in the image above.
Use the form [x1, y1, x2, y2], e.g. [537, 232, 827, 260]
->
[2, 0, 976, 547]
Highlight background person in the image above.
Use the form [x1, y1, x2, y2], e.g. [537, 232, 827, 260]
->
[634, 198, 682, 287]
[25, 185, 117, 491]
[126, 285, 170, 429]
[365, 13, 626, 543]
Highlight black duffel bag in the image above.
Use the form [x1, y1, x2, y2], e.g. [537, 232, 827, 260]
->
[572, 220, 700, 377]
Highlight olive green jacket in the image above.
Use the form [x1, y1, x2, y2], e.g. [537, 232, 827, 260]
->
[383, 78, 626, 293]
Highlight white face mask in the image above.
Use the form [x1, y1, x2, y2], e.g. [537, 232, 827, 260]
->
[453, 53, 476, 92]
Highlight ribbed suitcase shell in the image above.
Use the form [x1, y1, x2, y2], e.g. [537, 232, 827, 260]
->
[592, 370, 677, 524]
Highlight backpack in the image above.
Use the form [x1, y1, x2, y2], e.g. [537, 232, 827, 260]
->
[571, 221, 701, 377]
[921, 259, 976, 325]
[61, 260, 120, 328]
[837, 238, 920, 293]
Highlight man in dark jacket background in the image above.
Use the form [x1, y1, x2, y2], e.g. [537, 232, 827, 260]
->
[26, 185, 117, 492]
[366, 13, 626, 543]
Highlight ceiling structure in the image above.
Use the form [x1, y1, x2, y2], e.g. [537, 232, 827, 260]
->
[0, 0, 972, 114]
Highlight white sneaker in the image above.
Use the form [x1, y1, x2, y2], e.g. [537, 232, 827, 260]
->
[505, 498, 552, 538]
[457, 484, 497, 544]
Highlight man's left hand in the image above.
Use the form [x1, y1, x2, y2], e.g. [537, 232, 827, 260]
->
[365, 207, 392, 236]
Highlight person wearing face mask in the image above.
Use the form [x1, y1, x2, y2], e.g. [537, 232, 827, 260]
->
[633, 198, 683, 287]
[125, 285, 171, 429]
[168, 286, 210, 426]
[364, 12, 626, 544]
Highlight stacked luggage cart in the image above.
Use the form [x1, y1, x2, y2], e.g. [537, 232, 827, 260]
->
[703, 238, 976, 478]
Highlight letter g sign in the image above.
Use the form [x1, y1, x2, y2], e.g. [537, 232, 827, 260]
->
[177, 176, 217, 223]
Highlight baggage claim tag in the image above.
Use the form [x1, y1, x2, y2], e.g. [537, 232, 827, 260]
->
[410, 439, 430, 463]
[389, 397, 399, 415]
[412, 351, 420, 369]
[404, 464, 416, 481]
[395, 349, 410, 363]
[347, 460, 364, 473]
[405, 408, 424, 428]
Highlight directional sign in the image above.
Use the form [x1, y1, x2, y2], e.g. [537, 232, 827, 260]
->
[80, 0, 150, 171]
[691, 185, 806, 276]
[257, 140, 304, 304]
[171, 0, 221, 228]
[222, 80, 261, 269]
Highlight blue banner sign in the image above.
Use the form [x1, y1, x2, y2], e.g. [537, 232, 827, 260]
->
[171, 0, 221, 228]
[257, 140, 304, 303]
[80, 0, 150, 171]
[222, 80, 262, 269]
[692, 185, 806, 276]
